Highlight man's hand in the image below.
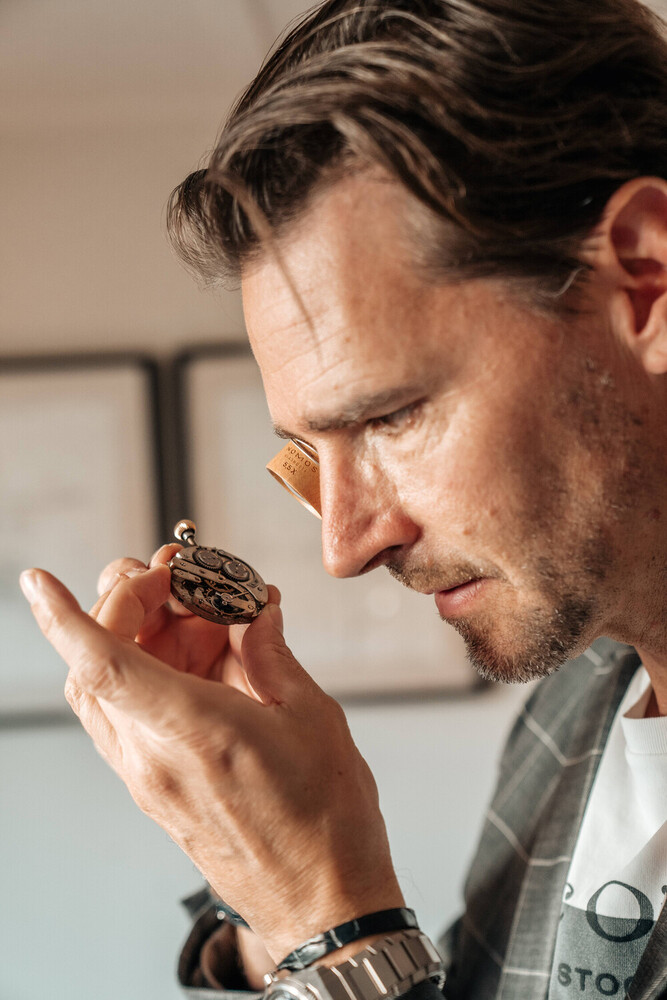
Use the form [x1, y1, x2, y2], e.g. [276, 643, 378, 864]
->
[19, 554, 404, 961]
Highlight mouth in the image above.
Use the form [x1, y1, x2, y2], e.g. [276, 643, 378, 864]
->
[434, 578, 488, 617]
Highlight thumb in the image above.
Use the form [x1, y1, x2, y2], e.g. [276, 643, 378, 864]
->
[240, 603, 320, 706]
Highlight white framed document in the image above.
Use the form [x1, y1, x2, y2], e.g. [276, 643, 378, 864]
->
[0, 355, 162, 716]
[176, 345, 478, 700]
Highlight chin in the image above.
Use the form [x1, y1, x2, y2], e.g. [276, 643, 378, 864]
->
[448, 594, 597, 685]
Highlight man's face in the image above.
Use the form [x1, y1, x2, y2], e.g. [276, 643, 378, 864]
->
[242, 175, 657, 683]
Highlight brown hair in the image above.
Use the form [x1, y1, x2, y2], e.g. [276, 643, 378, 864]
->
[167, 0, 667, 309]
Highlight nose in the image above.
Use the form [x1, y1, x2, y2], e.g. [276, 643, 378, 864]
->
[319, 448, 420, 578]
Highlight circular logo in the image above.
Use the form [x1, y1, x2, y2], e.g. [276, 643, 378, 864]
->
[586, 881, 653, 943]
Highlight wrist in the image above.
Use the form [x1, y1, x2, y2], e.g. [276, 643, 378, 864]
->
[264, 936, 387, 985]
[263, 883, 406, 962]
[263, 930, 446, 1000]
[272, 905, 417, 976]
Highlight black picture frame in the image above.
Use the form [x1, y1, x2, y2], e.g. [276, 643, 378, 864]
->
[0, 352, 164, 723]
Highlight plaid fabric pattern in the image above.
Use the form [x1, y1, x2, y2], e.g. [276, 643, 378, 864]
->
[439, 639, 667, 1000]
[178, 640, 667, 1000]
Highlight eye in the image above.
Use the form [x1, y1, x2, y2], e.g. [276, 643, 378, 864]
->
[367, 400, 423, 432]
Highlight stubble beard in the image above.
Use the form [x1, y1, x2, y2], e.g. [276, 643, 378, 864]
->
[447, 591, 597, 684]
[388, 561, 599, 685]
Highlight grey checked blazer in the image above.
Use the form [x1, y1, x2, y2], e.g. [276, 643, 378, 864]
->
[439, 639, 666, 1000]
[178, 640, 667, 1000]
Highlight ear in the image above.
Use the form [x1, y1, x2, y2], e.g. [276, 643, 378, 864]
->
[587, 178, 667, 374]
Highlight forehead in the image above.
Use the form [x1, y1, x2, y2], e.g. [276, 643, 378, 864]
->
[241, 175, 459, 420]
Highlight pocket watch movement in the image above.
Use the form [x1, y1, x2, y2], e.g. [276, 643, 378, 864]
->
[168, 520, 268, 625]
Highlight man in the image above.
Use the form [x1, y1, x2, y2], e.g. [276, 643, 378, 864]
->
[19, 0, 667, 998]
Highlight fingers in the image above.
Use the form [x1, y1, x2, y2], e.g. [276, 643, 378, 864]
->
[151, 543, 199, 617]
[149, 543, 182, 567]
[91, 565, 153, 621]
[240, 603, 319, 706]
[227, 583, 282, 664]
[95, 545, 192, 628]
[64, 672, 121, 766]
[96, 545, 179, 597]
[95, 564, 172, 639]
[219, 653, 263, 701]
[224, 584, 284, 701]
[20, 569, 202, 731]
[97, 557, 147, 596]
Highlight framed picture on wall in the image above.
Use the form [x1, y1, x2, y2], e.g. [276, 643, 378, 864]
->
[173, 344, 479, 701]
[0, 354, 163, 718]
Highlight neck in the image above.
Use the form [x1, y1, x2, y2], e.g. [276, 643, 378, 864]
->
[633, 647, 667, 717]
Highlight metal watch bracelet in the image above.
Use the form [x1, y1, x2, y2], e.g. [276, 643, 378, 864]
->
[263, 929, 446, 1000]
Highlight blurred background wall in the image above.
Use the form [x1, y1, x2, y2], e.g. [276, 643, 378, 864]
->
[1, 2, 665, 998]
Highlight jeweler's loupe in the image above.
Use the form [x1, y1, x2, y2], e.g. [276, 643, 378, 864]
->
[266, 439, 321, 518]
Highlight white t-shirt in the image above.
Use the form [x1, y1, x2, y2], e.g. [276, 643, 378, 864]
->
[548, 666, 667, 1000]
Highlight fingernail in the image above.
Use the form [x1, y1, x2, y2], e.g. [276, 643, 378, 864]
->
[19, 569, 41, 604]
[149, 545, 178, 568]
[267, 603, 284, 633]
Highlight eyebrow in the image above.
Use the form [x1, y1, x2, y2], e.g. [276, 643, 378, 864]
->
[272, 383, 424, 440]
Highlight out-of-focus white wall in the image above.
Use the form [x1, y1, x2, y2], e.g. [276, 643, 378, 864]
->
[1, 2, 665, 998]
[1, 0, 664, 353]
[0, 0, 307, 354]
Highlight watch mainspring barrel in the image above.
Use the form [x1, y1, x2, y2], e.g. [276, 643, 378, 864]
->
[168, 520, 268, 625]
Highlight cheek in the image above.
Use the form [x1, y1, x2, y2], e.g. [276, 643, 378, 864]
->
[380, 396, 561, 551]
[373, 413, 503, 532]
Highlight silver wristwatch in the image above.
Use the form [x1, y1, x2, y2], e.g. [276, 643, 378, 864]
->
[263, 930, 445, 1000]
